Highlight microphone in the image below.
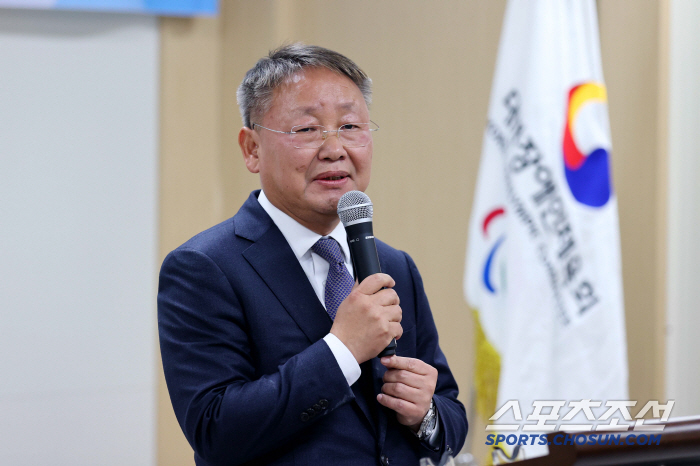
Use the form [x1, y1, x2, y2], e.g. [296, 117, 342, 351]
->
[337, 191, 397, 358]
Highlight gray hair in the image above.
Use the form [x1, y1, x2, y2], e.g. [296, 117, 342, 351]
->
[236, 43, 372, 129]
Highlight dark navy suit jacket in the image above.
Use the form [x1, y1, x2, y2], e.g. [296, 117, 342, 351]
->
[158, 191, 468, 466]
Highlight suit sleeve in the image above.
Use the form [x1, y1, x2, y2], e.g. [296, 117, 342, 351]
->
[157, 248, 354, 466]
[404, 252, 469, 457]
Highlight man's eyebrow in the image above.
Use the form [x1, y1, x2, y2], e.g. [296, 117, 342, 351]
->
[292, 101, 361, 115]
[337, 101, 358, 110]
[292, 105, 320, 115]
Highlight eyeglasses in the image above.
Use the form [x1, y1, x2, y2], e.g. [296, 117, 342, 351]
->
[252, 121, 379, 149]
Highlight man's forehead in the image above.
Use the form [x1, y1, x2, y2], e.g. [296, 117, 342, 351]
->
[266, 69, 367, 120]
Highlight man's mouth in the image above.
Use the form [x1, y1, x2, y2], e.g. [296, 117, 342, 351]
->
[315, 172, 349, 182]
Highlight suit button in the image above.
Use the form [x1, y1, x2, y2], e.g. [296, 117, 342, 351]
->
[313, 404, 321, 413]
[380, 455, 389, 466]
[301, 412, 309, 422]
[306, 408, 316, 417]
[319, 399, 328, 409]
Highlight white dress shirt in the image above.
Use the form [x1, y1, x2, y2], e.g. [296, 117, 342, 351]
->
[257, 190, 362, 387]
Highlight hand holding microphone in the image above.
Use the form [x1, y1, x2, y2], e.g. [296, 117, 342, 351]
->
[330, 191, 399, 363]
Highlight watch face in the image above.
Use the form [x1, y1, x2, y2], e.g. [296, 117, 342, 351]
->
[417, 410, 438, 439]
[427, 413, 438, 431]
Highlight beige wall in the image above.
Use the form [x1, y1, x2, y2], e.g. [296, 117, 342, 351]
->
[598, 0, 669, 413]
[157, 1, 668, 464]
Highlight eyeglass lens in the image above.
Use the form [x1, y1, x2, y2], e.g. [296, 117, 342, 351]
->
[290, 123, 375, 149]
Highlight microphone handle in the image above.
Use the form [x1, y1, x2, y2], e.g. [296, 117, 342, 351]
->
[345, 220, 397, 358]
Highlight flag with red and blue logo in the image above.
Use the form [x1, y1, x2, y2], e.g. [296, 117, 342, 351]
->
[465, 0, 628, 460]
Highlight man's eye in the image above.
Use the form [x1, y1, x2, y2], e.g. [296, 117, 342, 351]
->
[339, 124, 360, 131]
[293, 126, 317, 133]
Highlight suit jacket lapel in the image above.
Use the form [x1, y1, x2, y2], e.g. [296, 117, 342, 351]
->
[237, 192, 331, 344]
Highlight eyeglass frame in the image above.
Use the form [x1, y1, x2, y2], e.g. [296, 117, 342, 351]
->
[251, 121, 379, 149]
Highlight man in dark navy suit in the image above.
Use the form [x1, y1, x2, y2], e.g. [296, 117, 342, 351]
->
[158, 44, 468, 466]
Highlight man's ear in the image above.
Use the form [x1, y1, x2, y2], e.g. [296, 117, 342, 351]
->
[239, 126, 260, 173]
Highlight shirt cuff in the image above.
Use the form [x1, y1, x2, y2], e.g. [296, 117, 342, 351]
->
[323, 333, 361, 386]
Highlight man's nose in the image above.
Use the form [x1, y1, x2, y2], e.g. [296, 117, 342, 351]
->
[318, 131, 346, 159]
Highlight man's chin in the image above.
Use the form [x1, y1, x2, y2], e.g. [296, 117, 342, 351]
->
[304, 197, 343, 221]
[309, 186, 354, 207]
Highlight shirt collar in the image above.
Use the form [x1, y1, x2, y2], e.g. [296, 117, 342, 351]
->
[257, 190, 351, 263]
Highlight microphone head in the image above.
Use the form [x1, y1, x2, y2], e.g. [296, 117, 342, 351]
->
[337, 190, 373, 226]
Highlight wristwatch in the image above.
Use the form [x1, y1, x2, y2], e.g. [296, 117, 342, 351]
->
[414, 399, 438, 441]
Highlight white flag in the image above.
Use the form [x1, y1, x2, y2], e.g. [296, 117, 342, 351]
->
[465, 0, 628, 458]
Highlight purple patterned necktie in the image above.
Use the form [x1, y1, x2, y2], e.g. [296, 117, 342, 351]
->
[311, 237, 354, 320]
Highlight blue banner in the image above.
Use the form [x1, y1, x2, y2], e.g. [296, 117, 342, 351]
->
[0, 0, 217, 16]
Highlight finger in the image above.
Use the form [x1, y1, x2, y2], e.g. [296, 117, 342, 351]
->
[381, 382, 423, 404]
[390, 322, 403, 341]
[357, 273, 395, 294]
[384, 304, 402, 323]
[375, 288, 400, 306]
[382, 369, 425, 389]
[380, 356, 432, 375]
[376, 393, 422, 419]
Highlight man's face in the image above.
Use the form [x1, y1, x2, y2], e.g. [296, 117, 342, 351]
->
[241, 67, 372, 233]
